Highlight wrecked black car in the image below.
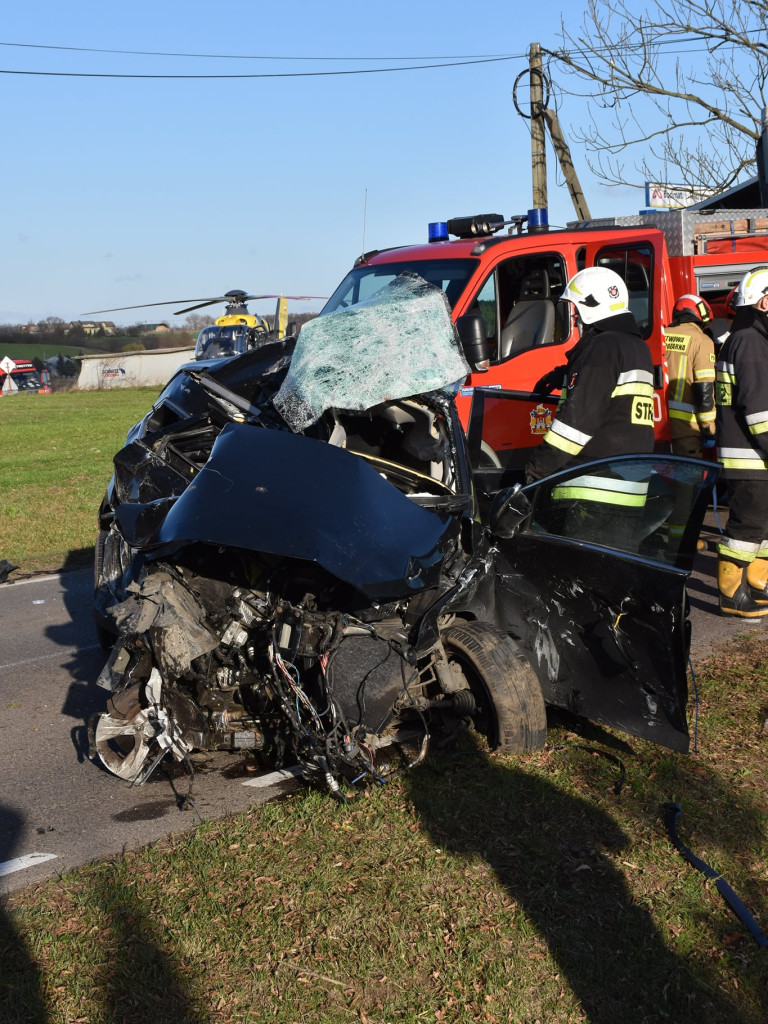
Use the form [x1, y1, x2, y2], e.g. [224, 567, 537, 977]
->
[91, 274, 717, 799]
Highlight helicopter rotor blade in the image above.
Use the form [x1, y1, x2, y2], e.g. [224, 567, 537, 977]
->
[239, 294, 328, 301]
[172, 299, 226, 315]
[82, 297, 225, 315]
[173, 294, 328, 314]
[85, 292, 328, 317]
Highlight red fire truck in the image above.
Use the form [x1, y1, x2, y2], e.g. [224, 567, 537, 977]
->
[0, 357, 52, 395]
[321, 205, 768, 465]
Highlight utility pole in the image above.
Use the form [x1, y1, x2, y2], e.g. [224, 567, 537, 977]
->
[543, 107, 592, 221]
[519, 44, 592, 222]
[529, 43, 548, 220]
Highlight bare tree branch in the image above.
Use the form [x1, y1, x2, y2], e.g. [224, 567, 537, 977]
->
[545, 0, 768, 190]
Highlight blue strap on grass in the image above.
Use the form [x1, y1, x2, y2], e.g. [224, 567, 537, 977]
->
[663, 802, 768, 948]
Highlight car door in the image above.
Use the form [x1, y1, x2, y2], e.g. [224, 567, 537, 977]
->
[467, 389, 719, 752]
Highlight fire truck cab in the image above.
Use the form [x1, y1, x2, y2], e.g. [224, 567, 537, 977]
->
[321, 208, 768, 456]
[0, 357, 52, 395]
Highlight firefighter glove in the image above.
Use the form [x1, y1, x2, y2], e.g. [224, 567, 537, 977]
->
[533, 364, 567, 398]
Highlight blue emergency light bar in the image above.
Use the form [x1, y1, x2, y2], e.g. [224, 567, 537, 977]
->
[428, 221, 449, 242]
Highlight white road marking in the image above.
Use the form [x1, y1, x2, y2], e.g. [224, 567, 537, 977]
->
[0, 574, 63, 587]
[1, 644, 102, 672]
[241, 766, 303, 789]
[0, 852, 58, 877]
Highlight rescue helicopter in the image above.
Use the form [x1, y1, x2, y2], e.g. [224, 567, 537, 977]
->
[84, 289, 326, 361]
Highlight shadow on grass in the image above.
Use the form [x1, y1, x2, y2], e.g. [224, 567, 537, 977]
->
[0, 807, 48, 1024]
[406, 741, 757, 1024]
[86, 873, 208, 1024]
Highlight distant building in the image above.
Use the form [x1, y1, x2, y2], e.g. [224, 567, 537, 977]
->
[66, 320, 117, 336]
[141, 323, 171, 333]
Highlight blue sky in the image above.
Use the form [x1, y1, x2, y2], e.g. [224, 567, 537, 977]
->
[1, 0, 644, 325]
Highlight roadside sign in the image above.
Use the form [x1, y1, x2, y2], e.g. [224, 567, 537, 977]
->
[645, 183, 717, 209]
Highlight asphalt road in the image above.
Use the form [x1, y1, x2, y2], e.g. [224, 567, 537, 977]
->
[0, 528, 763, 895]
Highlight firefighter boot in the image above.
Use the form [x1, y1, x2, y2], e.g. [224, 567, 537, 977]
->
[746, 557, 768, 605]
[718, 558, 768, 617]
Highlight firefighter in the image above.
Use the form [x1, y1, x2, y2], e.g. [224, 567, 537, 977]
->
[715, 266, 768, 617]
[525, 266, 655, 481]
[664, 293, 716, 458]
[524, 267, 656, 549]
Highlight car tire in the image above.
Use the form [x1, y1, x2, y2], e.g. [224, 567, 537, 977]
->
[442, 621, 547, 754]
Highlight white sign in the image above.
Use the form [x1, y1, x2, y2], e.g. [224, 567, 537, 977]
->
[645, 182, 716, 209]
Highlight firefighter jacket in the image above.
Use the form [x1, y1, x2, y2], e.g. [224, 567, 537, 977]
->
[525, 312, 656, 484]
[716, 306, 768, 479]
[663, 314, 716, 438]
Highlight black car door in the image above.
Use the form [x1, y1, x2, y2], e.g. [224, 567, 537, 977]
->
[467, 388, 719, 752]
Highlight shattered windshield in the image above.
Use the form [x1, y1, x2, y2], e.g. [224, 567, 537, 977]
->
[273, 272, 471, 432]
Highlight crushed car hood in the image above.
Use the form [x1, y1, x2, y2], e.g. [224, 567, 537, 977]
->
[115, 422, 458, 601]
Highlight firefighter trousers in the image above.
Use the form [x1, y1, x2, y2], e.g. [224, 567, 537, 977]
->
[719, 478, 768, 565]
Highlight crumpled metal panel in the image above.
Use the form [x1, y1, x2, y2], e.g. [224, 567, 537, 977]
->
[109, 569, 219, 680]
[494, 537, 691, 751]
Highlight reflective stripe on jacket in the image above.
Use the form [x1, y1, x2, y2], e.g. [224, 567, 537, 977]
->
[526, 312, 656, 482]
[663, 320, 716, 436]
[552, 473, 649, 506]
[716, 307, 768, 479]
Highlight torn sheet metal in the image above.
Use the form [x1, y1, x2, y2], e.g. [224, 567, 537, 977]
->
[109, 569, 219, 680]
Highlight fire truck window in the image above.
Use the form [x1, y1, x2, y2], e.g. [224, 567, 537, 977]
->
[471, 275, 498, 354]
[595, 244, 653, 338]
[322, 259, 478, 314]
[492, 254, 570, 361]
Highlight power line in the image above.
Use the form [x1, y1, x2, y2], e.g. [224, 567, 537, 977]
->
[1, 29, 762, 64]
[0, 31, 760, 80]
[0, 54, 518, 79]
[0, 40, 516, 61]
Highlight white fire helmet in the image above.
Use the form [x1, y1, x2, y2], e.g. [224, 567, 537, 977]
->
[734, 266, 768, 307]
[562, 267, 629, 325]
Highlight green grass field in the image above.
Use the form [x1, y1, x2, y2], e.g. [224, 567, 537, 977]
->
[0, 387, 766, 1023]
[0, 388, 160, 570]
[0, 342, 95, 360]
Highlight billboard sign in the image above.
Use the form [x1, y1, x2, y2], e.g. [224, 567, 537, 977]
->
[645, 182, 717, 209]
